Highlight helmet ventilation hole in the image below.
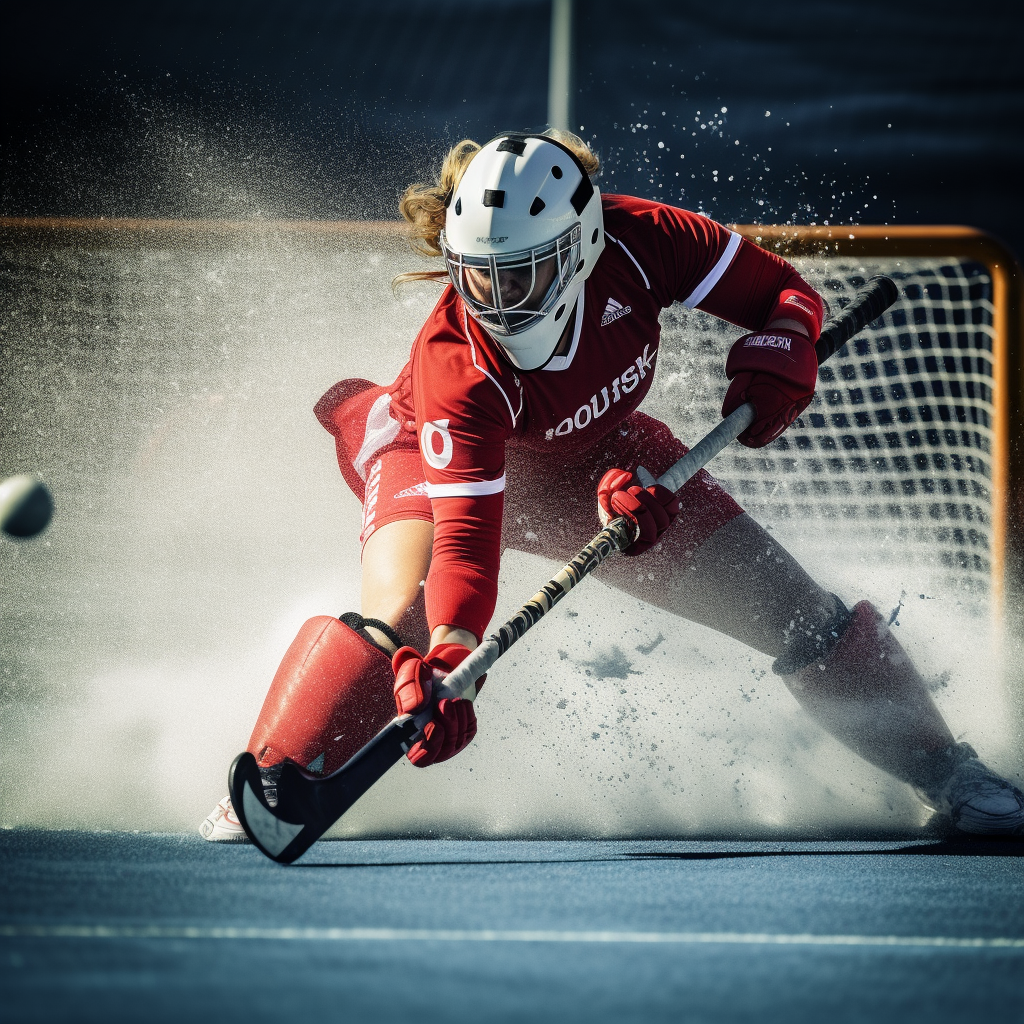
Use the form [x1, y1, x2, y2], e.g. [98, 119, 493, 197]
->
[552, 166, 563, 179]
[575, 260, 584, 274]
[554, 304, 566, 321]
[529, 197, 546, 216]
[455, 198, 462, 215]
[592, 229, 599, 244]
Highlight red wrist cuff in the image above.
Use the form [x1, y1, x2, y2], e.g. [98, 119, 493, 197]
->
[767, 288, 823, 339]
[426, 643, 472, 672]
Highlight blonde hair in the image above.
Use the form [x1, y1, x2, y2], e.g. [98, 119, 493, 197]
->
[393, 130, 600, 292]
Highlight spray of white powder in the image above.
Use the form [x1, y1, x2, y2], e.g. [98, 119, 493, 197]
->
[1, 222, 1019, 839]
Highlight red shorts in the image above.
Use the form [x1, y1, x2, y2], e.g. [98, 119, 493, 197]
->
[315, 379, 744, 559]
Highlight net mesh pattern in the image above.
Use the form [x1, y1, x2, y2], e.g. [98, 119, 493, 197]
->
[653, 257, 996, 608]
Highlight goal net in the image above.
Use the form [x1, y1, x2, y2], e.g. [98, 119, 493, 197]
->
[650, 226, 1019, 621]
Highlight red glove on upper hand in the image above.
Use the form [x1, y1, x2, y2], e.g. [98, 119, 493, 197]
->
[722, 329, 818, 448]
[597, 468, 682, 556]
[392, 643, 482, 767]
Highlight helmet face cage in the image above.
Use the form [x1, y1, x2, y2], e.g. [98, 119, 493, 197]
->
[441, 224, 582, 337]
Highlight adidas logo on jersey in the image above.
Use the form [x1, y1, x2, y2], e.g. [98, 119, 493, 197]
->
[393, 481, 428, 499]
[600, 297, 632, 326]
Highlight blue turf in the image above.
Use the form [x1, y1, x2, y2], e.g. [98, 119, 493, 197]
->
[1, 831, 1022, 1023]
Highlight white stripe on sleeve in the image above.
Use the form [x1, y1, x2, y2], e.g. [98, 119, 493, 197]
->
[426, 474, 507, 499]
[605, 231, 651, 290]
[681, 230, 742, 308]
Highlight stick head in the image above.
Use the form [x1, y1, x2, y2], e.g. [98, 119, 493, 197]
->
[228, 753, 309, 864]
[227, 717, 419, 865]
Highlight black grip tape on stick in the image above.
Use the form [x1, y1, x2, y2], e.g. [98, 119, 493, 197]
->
[814, 275, 899, 364]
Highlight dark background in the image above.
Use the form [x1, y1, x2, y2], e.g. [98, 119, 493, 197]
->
[2, 0, 1023, 260]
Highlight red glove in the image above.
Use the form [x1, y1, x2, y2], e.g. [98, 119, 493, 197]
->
[597, 468, 682, 556]
[392, 643, 483, 767]
[722, 329, 818, 448]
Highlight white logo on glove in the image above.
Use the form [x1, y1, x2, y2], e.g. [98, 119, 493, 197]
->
[421, 419, 454, 469]
[743, 334, 792, 350]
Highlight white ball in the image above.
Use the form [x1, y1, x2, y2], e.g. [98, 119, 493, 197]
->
[0, 474, 54, 539]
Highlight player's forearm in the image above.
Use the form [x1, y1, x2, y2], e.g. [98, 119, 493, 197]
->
[424, 492, 502, 645]
[430, 625, 479, 650]
[424, 559, 494, 642]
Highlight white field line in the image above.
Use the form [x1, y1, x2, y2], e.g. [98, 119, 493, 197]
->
[1, 924, 1023, 950]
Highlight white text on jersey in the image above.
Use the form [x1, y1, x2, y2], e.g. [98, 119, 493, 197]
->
[545, 345, 657, 440]
[421, 419, 454, 469]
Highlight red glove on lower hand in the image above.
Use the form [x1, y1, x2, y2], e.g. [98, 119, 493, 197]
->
[392, 643, 482, 767]
[722, 329, 818, 448]
[597, 468, 682, 556]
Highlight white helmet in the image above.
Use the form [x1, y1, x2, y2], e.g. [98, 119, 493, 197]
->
[440, 133, 605, 371]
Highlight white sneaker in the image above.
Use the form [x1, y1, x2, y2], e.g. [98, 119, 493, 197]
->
[199, 764, 281, 842]
[918, 745, 1024, 835]
[199, 796, 248, 843]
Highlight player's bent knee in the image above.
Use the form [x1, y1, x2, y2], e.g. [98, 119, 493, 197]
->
[774, 599, 913, 693]
[247, 613, 400, 776]
[772, 594, 852, 677]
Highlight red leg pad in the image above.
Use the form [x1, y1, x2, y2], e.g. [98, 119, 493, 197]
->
[783, 600, 954, 782]
[794, 600, 916, 698]
[247, 616, 396, 775]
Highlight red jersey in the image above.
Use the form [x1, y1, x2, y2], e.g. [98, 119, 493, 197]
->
[386, 194, 823, 640]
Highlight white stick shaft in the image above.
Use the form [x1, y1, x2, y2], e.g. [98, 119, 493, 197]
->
[439, 407, 757, 698]
[435, 638, 502, 702]
[636, 403, 755, 491]
[637, 278, 898, 492]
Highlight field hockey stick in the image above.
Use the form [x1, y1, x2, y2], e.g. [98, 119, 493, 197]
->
[227, 515, 639, 864]
[635, 275, 899, 492]
[443, 274, 899, 695]
[229, 274, 898, 864]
